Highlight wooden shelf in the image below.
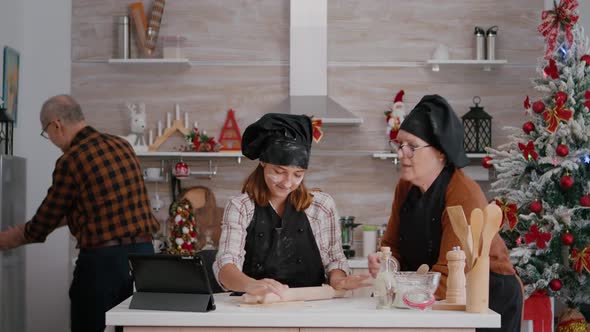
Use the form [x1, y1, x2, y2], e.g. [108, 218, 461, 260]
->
[426, 59, 507, 72]
[373, 152, 487, 160]
[107, 58, 191, 67]
[372, 151, 490, 181]
[136, 151, 243, 163]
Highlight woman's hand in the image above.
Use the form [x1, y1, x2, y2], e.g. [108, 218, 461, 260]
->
[330, 273, 372, 290]
[244, 278, 289, 298]
[368, 252, 381, 278]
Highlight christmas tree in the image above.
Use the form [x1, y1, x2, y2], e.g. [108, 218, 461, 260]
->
[487, 0, 590, 307]
[167, 199, 199, 255]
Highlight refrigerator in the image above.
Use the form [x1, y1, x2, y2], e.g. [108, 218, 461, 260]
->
[0, 155, 26, 332]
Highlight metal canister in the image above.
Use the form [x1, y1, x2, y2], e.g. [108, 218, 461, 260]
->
[486, 26, 498, 60]
[474, 27, 485, 60]
[117, 15, 130, 59]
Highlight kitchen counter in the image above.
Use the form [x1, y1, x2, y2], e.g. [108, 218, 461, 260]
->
[107, 293, 500, 331]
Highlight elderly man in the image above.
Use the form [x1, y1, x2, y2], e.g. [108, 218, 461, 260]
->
[0, 94, 159, 332]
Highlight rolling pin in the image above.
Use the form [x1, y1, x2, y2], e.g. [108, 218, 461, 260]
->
[241, 285, 348, 304]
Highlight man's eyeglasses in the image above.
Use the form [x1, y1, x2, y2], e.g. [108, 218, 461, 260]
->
[390, 141, 431, 158]
[40, 120, 57, 139]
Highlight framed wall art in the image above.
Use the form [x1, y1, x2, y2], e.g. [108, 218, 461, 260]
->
[2, 46, 20, 124]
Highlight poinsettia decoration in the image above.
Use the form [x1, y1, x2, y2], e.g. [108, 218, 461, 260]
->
[167, 199, 198, 255]
[518, 141, 539, 161]
[496, 199, 519, 230]
[584, 90, 590, 109]
[543, 91, 573, 133]
[538, 0, 579, 59]
[183, 128, 222, 152]
[525, 224, 552, 249]
[571, 246, 590, 273]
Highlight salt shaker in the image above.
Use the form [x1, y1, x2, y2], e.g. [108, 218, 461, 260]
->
[446, 246, 466, 304]
[474, 27, 485, 60]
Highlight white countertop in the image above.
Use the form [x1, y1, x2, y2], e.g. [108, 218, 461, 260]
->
[106, 293, 500, 329]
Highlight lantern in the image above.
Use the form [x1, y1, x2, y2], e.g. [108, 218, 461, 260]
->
[0, 108, 14, 155]
[462, 96, 492, 153]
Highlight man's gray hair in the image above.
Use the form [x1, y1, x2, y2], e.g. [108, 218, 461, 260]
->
[40, 94, 85, 125]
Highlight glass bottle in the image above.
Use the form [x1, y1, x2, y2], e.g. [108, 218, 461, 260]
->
[374, 246, 399, 309]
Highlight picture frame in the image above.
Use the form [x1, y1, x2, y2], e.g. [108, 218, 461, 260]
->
[2, 47, 20, 125]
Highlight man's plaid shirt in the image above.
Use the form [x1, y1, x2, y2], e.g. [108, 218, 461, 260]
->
[25, 126, 159, 248]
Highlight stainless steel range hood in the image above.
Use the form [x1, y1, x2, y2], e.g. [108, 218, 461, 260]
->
[276, 0, 362, 126]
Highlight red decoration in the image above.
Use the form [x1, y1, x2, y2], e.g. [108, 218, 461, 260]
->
[571, 246, 590, 273]
[556, 144, 569, 157]
[532, 101, 546, 114]
[218, 109, 242, 151]
[560, 175, 574, 189]
[519, 141, 539, 161]
[311, 118, 323, 143]
[523, 290, 553, 332]
[174, 161, 190, 178]
[584, 90, 590, 109]
[580, 195, 590, 207]
[581, 54, 590, 65]
[481, 156, 493, 169]
[549, 278, 563, 291]
[544, 59, 560, 79]
[543, 92, 574, 133]
[530, 200, 543, 214]
[525, 224, 552, 249]
[562, 232, 574, 246]
[555, 91, 568, 105]
[538, 0, 579, 59]
[523, 121, 535, 134]
[495, 199, 519, 230]
[524, 96, 531, 110]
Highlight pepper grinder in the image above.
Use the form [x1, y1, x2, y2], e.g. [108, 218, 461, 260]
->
[446, 246, 466, 304]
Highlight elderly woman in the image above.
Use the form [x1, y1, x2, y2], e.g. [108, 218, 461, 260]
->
[368, 95, 522, 331]
[214, 113, 370, 297]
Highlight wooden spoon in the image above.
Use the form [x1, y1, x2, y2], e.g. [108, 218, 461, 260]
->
[446, 206, 473, 269]
[480, 204, 502, 258]
[469, 209, 484, 266]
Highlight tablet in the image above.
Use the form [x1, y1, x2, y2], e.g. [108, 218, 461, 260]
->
[128, 254, 216, 312]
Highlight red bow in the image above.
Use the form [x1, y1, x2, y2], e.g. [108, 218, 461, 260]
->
[542, 92, 573, 132]
[538, 0, 579, 59]
[519, 141, 539, 161]
[584, 90, 590, 109]
[312, 118, 323, 143]
[524, 96, 531, 110]
[495, 199, 519, 230]
[544, 59, 559, 79]
[571, 246, 590, 273]
[525, 224, 552, 249]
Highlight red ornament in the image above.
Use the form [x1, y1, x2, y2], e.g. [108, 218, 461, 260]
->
[556, 144, 569, 157]
[580, 195, 590, 207]
[555, 91, 568, 105]
[560, 175, 574, 189]
[481, 156, 493, 169]
[529, 201, 543, 214]
[532, 101, 545, 114]
[562, 232, 574, 246]
[174, 161, 190, 178]
[549, 278, 562, 291]
[582, 54, 590, 65]
[523, 121, 535, 134]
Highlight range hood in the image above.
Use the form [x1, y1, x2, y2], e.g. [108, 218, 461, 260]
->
[278, 0, 362, 126]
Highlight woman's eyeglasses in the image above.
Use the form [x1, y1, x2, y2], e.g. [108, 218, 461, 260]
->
[390, 141, 431, 158]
